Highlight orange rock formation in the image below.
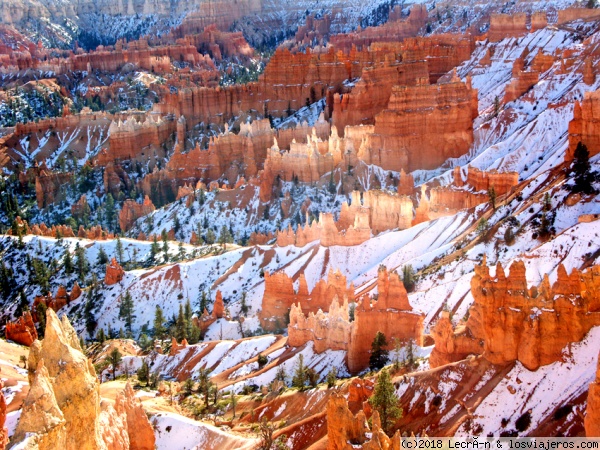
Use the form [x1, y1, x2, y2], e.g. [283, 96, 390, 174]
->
[288, 267, 424, 373]
[488, 13, 528, 42]
[361, 73, 478, 172]
[433, 260, 600, 371]
[119, 196, 156, 232]
[260, 269, 354, 332]
[105, 258, 125, 285]
[5, 311, 38, 346]
[568, 90, 600, 160]
[327, 393, 401, 450]
[586, 354, 600, 437]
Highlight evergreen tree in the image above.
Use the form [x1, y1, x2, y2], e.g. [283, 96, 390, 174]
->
[150, 236, 160, 261]
[174, 303, 186, 341]
[63, 249, 74, 274]
[178, 242, 185, 261]
[205, 229, 216, 245]
[368, 369, 402, 435]
[369, 331, 389, 371]
[137, 360, 150, 385]
[161, 229, 169, 262]
[36, 302, 47, 338]
[153, 305, 166, 340]
[198, 367, 213, 407]
[326, 367, 337, 389]
[292, 354, 307, 389]
[74, 244, 89, 283]
[116, 236, 124, 264]
[402, 265, 415, 292]
[108, 348, 122, 380]
[218, 225, 233, 248]
[199, 290, 209, 314]
[97, 246, 109, 266]
[119, 290, 135, 335]
[572, 142, 596, 195]
[96, 328, 106, 343]
[328, 170, 336, 194]
[240, 291, 249, 315]
[105, 193, 116, 230]
[138, 333, 152, 352]
[184, 298, 193, 338]
[488, 186, 497, 210]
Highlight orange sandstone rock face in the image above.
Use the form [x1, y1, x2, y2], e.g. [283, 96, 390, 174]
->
[288, 267, 424, 373]
[105, 258, 125, 285]
[327, 393, 401, 450]
[488, 13, 528, 42]
[586, 354, 600, 437]
[35, 167, 74, 209]
[114, 383, 156, 450]
[363, 75, 478, 173]
[468, 261, 600, 371]
[260, 269, 354, 332]
[429, 311, 481, 368]
[5, 311, 38, 346]
[119, 195, 155, 232]
[339, 190, 414, 234]
[568, 91, 600, 160]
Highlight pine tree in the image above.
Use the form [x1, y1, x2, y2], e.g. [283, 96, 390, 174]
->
[199, 290, 209, 314]
[198, 367, 213, 407]
[153, 305, 166, 340]
[369, 331, 389, 371]
[488, 186, 497, 210]
[96, 328, 106, 343]
[116, 236, 124, 264]
[240, 291, 249, 315]
[205, 229, 216, 245]
[74, 243, 89, 283]
[175, 303, 186, 341]
[326, 367, 337, 388]
[161, 229, 169, 262]
[147, 237, 157, 263]
[368, 369, 402, 435]
[105, 193, 116, 230]
[184, 298, 193, 338]
[36, 302, 47, 338]
[218, 225, 233, 249]
[64, 249, 74, 274]
[97, 246, 109, 266]
[119, 290, 135, 335]
[292, 354, 307, 389]
[402, 265, 415, 292]
[108, 348, 122, 380]
[572, 142, 596, 195]
[137, 360, 150, 385]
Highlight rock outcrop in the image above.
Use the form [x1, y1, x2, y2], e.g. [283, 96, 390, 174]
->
[12, 360, 67, 449]
[432, 260, 600, 371]
[568, 90, 600, 160]
[488, 13, 528, 42]
[15, 309, 104, 450]
[260, 269, 354, 332]
[5, 310, 38, 346]
[429, 311, 481, 368]
[586, 354, 600, 437]
[276, 212, 371, 248]
[361, 74, 478, 172]
[288, 267, 424, 373]
[119, 196, 155, 232]
[105, 258, 125, 285]
[327, 393, 401, 450]
[113, 383, 156, 450]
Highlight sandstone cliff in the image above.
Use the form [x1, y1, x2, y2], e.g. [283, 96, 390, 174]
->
[119, 196, 155, 232]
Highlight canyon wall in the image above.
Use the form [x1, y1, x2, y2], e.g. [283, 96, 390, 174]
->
[361, 73, 478, 172]
[488, 13, 528, 43]
[119, 196, 156, 232]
